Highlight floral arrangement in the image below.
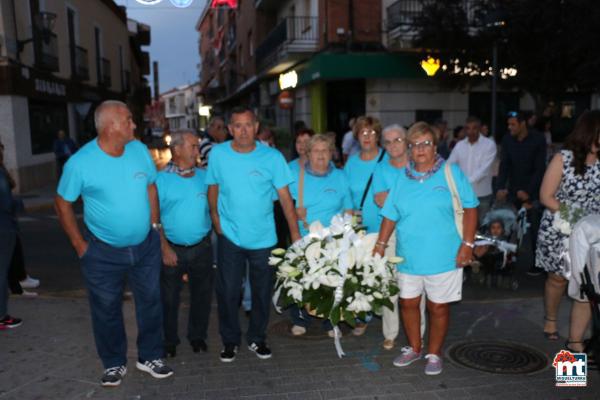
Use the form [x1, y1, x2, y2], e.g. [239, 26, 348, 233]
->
[553, 202, 585, 235]
[269, 214, 401, 329]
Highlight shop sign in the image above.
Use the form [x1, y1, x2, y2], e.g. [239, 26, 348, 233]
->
[278, 91, 294, 110]
[34, 78, 66, 97]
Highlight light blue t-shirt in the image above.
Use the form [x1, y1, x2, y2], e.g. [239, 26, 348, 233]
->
[156, 169, 211, 246]
[372, 160, 405, 226]
[381, 162, 479, 275]
[288, 158, 301, 176]
[205, 141, 293, 249]
[57, 139, 157, 247]
[289, 166, 353, 237]
[344, 149, 385, 233]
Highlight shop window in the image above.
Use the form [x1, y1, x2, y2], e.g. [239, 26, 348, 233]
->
[28, 100, 69, 154]
[415, 109, 442, 125]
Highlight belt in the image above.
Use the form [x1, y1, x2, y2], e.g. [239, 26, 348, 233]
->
[167, 236, 207, 249]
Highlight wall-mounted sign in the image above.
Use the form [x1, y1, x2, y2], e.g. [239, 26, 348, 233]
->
[278, 91, 294, 110]
[278, 70, 298, 90]
[420, 56, 440, 77]
[34, 78, 66, 96]
[211, 0, 238, 8]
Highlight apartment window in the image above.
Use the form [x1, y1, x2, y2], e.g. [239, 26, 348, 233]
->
[67, 7, 77, 76]
[29, 100, 69, 154]
[94, 26, 102, 84]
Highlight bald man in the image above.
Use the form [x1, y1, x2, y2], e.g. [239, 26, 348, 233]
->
[55, 100, 173, 386]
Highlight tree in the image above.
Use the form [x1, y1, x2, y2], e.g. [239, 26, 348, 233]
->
[410, 0, 600, 112]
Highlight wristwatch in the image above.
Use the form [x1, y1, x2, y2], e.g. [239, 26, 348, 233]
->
[151, 222, 163, 231]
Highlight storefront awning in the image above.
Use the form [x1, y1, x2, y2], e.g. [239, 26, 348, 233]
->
[296, 52, 424, 86]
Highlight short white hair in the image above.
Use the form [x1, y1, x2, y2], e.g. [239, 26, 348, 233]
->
[381, 124, 407, 145]
[94, 100, 128, 132]
[169, 130, 196, 150]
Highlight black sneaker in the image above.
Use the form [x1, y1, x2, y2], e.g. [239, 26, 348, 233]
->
[248, 342, 272, 359]
[101, 365, 127, 387]
[527, 267, 542, 276]
[220, 344, 238, 362]
[135, 359, 174, 379]
[0, 315, 22, 329]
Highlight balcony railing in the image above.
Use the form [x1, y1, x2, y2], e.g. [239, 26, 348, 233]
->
[387, 0, 425, 31]
[101, 58, 111, 87]
[122, 70, 131, 93]
[73, 45, 89, 80]
[255, 16, 318, 70]
[34, 31, 59, 72]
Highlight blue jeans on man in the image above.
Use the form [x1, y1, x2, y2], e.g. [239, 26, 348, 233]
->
[81, 229, 163, 369]
[216, 234, 273, 346]
[161, 235, 214, 348]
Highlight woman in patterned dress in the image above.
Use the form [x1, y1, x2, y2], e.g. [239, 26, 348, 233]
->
[537, 111, 600, 352]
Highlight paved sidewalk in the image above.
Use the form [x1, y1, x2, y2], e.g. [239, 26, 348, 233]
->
[1, 295, 597, 400]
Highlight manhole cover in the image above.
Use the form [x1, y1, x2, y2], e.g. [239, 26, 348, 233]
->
[446, 340, 549, 374]
[269, 319, 350, 340]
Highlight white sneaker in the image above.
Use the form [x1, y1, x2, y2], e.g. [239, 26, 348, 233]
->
[291, 325, 306, 336]
[20, 276, 40, 289]
[327, 329, 342, 338]
[22, 290, 38, 297]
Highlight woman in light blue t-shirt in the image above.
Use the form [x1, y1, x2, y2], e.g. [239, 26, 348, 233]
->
[288, 134, 353, 338]
[376, 122, 479, 376]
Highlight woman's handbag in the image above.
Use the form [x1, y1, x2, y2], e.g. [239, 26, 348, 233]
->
[444, 163, 464, 238]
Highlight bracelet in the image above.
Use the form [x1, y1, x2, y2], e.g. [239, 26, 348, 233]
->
[375, 241, 388, 248]
[151, 222, 163, 231]
[462, 240, 475, 249]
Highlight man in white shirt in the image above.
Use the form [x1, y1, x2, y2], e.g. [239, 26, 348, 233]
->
[341, 118, 359, 164]
[448, 116, 497, 223]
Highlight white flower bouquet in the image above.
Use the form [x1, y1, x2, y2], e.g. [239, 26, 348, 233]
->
[552, 202, 585, 235]
[270, 214, 401, 328]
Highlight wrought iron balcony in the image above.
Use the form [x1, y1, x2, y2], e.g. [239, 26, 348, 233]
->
[33, 30, 59, 72]
[72, 45, 89, 80]
[255, 16, 319, 71]
[101, 57, 111, 87]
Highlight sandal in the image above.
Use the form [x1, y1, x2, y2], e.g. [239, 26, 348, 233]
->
[543, 316, 559, 340]
[564, 340, 586, 353]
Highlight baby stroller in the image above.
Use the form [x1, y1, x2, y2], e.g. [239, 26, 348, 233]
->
[568, 214, 600, 367]
[471, 205, 522, 290]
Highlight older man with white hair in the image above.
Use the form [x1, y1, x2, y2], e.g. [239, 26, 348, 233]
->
[55, 100, 173, 387]
[156, 130, 214, 358]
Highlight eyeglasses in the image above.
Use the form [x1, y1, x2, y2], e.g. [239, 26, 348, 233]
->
[360, 129, 377, 137]
[383, 137, 405, 146]
[408, 140, 434, 150]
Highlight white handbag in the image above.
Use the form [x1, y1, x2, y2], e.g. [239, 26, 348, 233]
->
[444, 163, 464, 239]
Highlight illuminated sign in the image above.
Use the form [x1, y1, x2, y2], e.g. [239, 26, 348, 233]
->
[211, 0, 238, 8]
[135, 0, 195, 7]
[135, 0, 163, 5]
[278, 70, 298, 90]
[420, 56, 440, 77]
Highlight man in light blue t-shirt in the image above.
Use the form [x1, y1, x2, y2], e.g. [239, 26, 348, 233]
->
[206, 106, 300, 362]
[55, 101, 173, 387]
[156, 131, 214, 359]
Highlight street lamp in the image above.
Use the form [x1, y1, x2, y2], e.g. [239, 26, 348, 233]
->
[17, 11, 57, 54]
[420, 56, 441, 77]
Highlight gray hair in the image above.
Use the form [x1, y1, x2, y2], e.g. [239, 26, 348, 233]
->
[94, 100, 128, 132]
[307, 134, 335, 153]
[169, 130, 196, 150]
[381, 124, 407, 146]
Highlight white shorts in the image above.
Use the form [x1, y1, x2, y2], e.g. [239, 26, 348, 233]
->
[397, 268, 463, 304]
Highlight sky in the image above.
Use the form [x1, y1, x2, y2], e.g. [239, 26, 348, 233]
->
[114, 0, 207, 95]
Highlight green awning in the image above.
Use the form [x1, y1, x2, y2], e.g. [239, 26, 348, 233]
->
[296, 52, 425, 86]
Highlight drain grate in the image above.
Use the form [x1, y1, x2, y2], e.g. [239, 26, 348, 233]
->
[446, 340, 549, 374]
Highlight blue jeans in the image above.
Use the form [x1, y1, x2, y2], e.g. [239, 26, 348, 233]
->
[242, 265, 252, 312]
[216, 234, 273, 346]
[161, 235, 214, 347]
[0, 231, 17, 318]
[81, 229, 163, 369]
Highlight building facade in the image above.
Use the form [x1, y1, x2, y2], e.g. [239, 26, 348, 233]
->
[197, 0, 598, 144]
[0, 0, 151, 192]
[160, 82, 202, 132]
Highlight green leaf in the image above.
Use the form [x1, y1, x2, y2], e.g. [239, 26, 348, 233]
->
[330, 306, 341, 325]
[343, 310, 356, 327]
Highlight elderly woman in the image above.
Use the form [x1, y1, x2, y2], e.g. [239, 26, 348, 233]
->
[372, 124, 409, 350]
[288, 128, 315, 175]
[344, 116, 385, 335]
[288, 134, 353, 336]
[537, 110, 600, 352]
[375, 122, 478, 375]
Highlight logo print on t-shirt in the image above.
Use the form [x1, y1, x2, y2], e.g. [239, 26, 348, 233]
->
[249, 170, 264, 177]
[197, 192, 207, 198]
[432, 186, 449, 192]
[134, 172, 148, 180]
[324, 188, 338, 194]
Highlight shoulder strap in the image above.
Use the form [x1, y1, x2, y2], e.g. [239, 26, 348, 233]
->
[298, 162, 305, 209]
[359, 150, 386, 210]
[445, 163, 464, 238]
